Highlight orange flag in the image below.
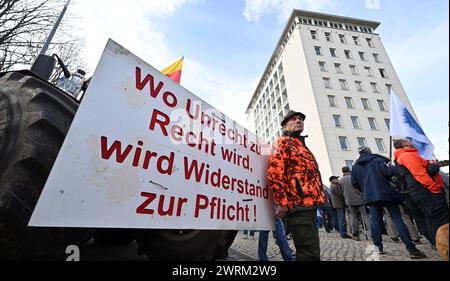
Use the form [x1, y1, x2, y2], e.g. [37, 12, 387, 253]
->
[161, 57, 184, 84]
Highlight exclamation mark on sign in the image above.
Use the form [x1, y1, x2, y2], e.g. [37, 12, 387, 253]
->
[253, 205, 257, 222]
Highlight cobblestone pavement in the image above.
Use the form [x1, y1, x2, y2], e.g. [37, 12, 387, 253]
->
[227, 228, 442, 261]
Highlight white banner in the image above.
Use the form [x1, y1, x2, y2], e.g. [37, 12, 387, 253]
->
[29, 39, 275, 230]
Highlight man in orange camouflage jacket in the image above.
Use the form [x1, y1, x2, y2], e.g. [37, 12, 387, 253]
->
[267, 110, 327, 261]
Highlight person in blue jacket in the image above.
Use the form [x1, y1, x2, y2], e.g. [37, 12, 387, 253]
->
[351, 146, 426, 259]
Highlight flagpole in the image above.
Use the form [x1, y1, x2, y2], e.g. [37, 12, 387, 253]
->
[388, 89, 393, 162]
[389, 136, 393, 161]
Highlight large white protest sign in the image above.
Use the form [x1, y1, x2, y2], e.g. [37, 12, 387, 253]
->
[29, 39, 275, 230]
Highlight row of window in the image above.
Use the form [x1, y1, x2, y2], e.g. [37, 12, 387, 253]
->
[255, 101, 290, 139]
[315, 46, 382, 63]
[323, 77, 389, 93]
[310, 30, 375, 47]
[332, 115, 389, 131]
[327, 95, 388, 112]
[298, 17, 374, 34]
[338, 136, 387, 153]
[254, 90, 288, 123]
[319, 61, 384, 78]
[255, 66, 285, 114]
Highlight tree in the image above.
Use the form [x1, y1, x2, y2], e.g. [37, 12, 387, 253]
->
[0, 0, 87, 81]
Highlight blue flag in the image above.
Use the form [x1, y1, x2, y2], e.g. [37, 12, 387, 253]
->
[389, 89, 435, 160]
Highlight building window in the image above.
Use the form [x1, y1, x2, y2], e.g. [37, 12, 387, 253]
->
[330, 48, 337, 58]
[316, 20, 326, 27]
[350, 65, 358, 75]
[319, 61, 327, 72]
[280, 76, 286, 89]
[345, 160, 354, 170]
[334, 63, 343, 73]
[385, 118, 390, 130]
[351, 116, 361, 129]
[339, 136, 350, 150]
[339, 34, 347, 44]
[345, 97, 355, 109]
[386, 84, 393, 94]
[328, 95, 337, 107]
[315, 46, 322, 56]
[355, 81, 364, 92]
[281, 88, 287, 99]
[375, 138, 386, 152]
[345, 50, 352, 59]
[278, 63, 284, 74]
[325, 32, 332, 42]
[365, 67, 373, 77]
[377, 100, 387, 111]
[359, 52, 366, 61]
[357, 137, 367, 147]
[353, 36, 360, 45]
[366, 38, 374, 47]
[310, 30, 318, 40]
[333, 115, 343, 127]
[379, 68, 388, 78]
[373, 53, 381, 63]
[368, 117, 378, 130]
[339, 79, 348, 90]
[333, 22, 343, 29]
[371, 82, 380, 93]
[323, 78, 332, 89]
[284, 103, 290, 115]
[361, 98, 371, 110]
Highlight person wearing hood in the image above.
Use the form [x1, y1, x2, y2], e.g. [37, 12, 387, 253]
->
[267, 110, 327, 261]
[393, 139, 449, 247]
[351, 146, 426, 259]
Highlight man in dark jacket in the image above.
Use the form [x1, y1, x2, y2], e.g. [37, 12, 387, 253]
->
[340, 166, 370, 241]
[351, 146, 426, 259]
[329, 176, 351, 239]
[319, 186, 339, 233]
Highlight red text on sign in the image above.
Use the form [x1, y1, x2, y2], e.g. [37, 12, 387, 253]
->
[136, 192, 188, 217]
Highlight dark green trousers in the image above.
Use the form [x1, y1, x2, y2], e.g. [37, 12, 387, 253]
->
[286, 209, 320, 261]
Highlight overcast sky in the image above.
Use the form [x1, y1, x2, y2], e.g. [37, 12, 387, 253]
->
[65, 0, 449, 161]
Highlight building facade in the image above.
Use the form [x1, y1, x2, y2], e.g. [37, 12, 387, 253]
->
[245, 10, 420, 183]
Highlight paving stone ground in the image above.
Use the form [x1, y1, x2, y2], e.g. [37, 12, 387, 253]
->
[227, 228, 442, 261]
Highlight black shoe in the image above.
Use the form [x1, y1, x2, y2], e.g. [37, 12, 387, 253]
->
[341, 234, 352, 239]
[412, 239, 421, 244]
[390, 237, 400, 242]
[352, 235, 361, 241]
[409, 249, 427, 259]
[378, 247, 386, 254]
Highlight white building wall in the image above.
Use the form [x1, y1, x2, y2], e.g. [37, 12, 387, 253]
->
[246, 10, 424, 183]
[281, 24, 333, 183]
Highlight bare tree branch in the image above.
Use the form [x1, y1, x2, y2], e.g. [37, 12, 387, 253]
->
[0, 0, 88, 78]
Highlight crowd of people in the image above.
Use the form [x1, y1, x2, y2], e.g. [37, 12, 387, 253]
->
[252, 110, 449, 261]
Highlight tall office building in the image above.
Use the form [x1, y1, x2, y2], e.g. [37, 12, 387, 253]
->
[245, 10, 420, 182]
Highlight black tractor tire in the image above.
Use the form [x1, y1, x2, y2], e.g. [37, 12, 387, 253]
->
[0, 71, 92, 260]
[136, 229, 237, 261]
[0, 71, 237, 261]
[93, 229, 136, 246]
